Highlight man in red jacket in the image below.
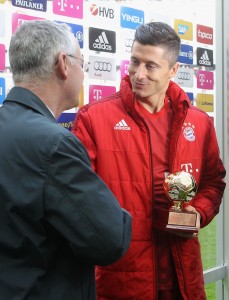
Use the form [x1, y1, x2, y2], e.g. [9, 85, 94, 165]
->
[72, 22, 226, 300]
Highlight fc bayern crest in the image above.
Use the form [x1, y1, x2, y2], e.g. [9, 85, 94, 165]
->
[182, 122, 195, 141]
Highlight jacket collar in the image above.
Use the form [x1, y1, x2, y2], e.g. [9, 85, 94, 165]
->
[120, 75, 191, 112]
[119, 76, 192, 172]
[4, 86, 56, 122]
[166, 80, 191, 112]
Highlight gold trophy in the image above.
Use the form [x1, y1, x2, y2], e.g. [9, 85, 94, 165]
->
[163, 171, 198, 233]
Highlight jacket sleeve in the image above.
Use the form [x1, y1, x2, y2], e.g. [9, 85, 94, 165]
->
[191, 119, 226, 228]
[71, 107, 97, 171]
[44, 132, 132, 266]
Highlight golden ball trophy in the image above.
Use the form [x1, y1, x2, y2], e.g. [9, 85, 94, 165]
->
[163, 171, 198, 233]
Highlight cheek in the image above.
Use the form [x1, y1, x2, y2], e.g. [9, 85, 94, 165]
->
[76, 70, 84, 89]
[128, 65, 134, 75]
[128, 68, 135, 80]
[79, 68, 84, 82]
[80, 72, 84, 86]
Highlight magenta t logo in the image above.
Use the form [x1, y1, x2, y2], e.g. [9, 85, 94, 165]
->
[12, 13, 43, 33]
[89, 85, 116, 103]
[120, 60, 130, 78]
[196, 70, 214, 90]
[53, 0, 83, 19]
[0, 44, 5, 71]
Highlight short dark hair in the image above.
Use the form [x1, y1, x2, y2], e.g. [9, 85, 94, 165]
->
[134, 22, 181, 67]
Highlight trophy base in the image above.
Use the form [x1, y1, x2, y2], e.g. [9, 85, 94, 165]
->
[166, 224, 198, 233]
[166, 210, 198, 233]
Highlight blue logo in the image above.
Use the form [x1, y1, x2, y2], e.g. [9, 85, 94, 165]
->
[0, 78, 6, 104]
[178, 44, 193, 64]
[178, 24, 188, 35]
[120, 6, 144, 29]
[56, 21, 84, 48]
[186, 92, 194, 105]
[57, 112, 76, 131]
[0, 78, 5, 104]
[12, 0, 47, 12]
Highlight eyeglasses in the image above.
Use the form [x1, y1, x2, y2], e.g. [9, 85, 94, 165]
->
[67, 54, 89, 72]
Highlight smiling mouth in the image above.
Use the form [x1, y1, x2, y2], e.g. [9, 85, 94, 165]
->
[134, 81, 146, 89]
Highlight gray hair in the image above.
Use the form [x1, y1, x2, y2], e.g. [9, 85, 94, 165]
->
[9, 20, 79, 84]
[134, 22, 181, 68]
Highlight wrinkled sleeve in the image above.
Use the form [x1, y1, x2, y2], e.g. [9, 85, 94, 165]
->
[44, 133, 132, 266]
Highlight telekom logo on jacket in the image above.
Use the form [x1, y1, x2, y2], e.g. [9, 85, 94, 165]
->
[196, 24, 213, 45]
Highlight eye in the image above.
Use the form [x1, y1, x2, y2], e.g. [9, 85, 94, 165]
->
[145, 63, 156, 71]
[130, 58, 139, 66]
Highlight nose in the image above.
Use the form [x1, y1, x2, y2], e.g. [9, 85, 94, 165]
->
[135, 64, 147, 79]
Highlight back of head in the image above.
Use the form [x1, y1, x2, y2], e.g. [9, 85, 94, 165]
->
[134, 22, 181, 67]
[9, 20, 78, 84]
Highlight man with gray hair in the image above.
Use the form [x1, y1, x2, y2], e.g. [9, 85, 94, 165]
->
[0, 20, 132, 300]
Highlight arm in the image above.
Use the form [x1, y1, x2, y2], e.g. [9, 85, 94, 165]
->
[191, 121, 226, 228]
[171, 117, 225, 239]
[72, 107, 97, 171]
[44, 133, 132, 266]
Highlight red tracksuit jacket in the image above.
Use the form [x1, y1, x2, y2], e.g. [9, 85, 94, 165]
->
[72, 76, 226, 300]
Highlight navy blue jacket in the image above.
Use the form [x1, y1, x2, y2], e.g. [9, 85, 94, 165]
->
[0, 87, 132, 300]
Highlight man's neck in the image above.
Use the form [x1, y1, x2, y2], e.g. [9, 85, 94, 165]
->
[137, 95, 166, 113]
[16, 82, 61, 119]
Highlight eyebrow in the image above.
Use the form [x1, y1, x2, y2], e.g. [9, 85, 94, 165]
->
[130, 56, 160, 67]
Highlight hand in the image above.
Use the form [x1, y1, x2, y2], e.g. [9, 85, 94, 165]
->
[168, 205, 201, 239]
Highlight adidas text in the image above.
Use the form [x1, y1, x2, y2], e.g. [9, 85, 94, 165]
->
[199, 51, 211, 66]
[114, 119, 131, 130]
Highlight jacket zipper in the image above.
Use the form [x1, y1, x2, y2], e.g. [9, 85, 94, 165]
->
[127, 107, 158, 300]
[170, 105, 189, 300]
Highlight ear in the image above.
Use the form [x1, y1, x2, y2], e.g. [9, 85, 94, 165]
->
[55, 52, 68, 80]
[169, 62, 179, 79]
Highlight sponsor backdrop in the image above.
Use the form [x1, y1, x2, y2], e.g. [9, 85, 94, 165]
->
[0, 0, 215, 130]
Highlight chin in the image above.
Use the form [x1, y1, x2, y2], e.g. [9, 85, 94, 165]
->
[69, 98, 79, 109]
[134, 90, 146, 98]
[75, 99, 79, 107]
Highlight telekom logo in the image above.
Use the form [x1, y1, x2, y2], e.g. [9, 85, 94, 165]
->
[89, 85, 116, 103]
[12, 13, 42, 33]
[53, 0, 83, 18]
[0, 44, 5, 71]
[196, 70, 214, 90]
[181, 163, 199, 173]
[120, 60, 130, 78]
[198, 74, 205, 85]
